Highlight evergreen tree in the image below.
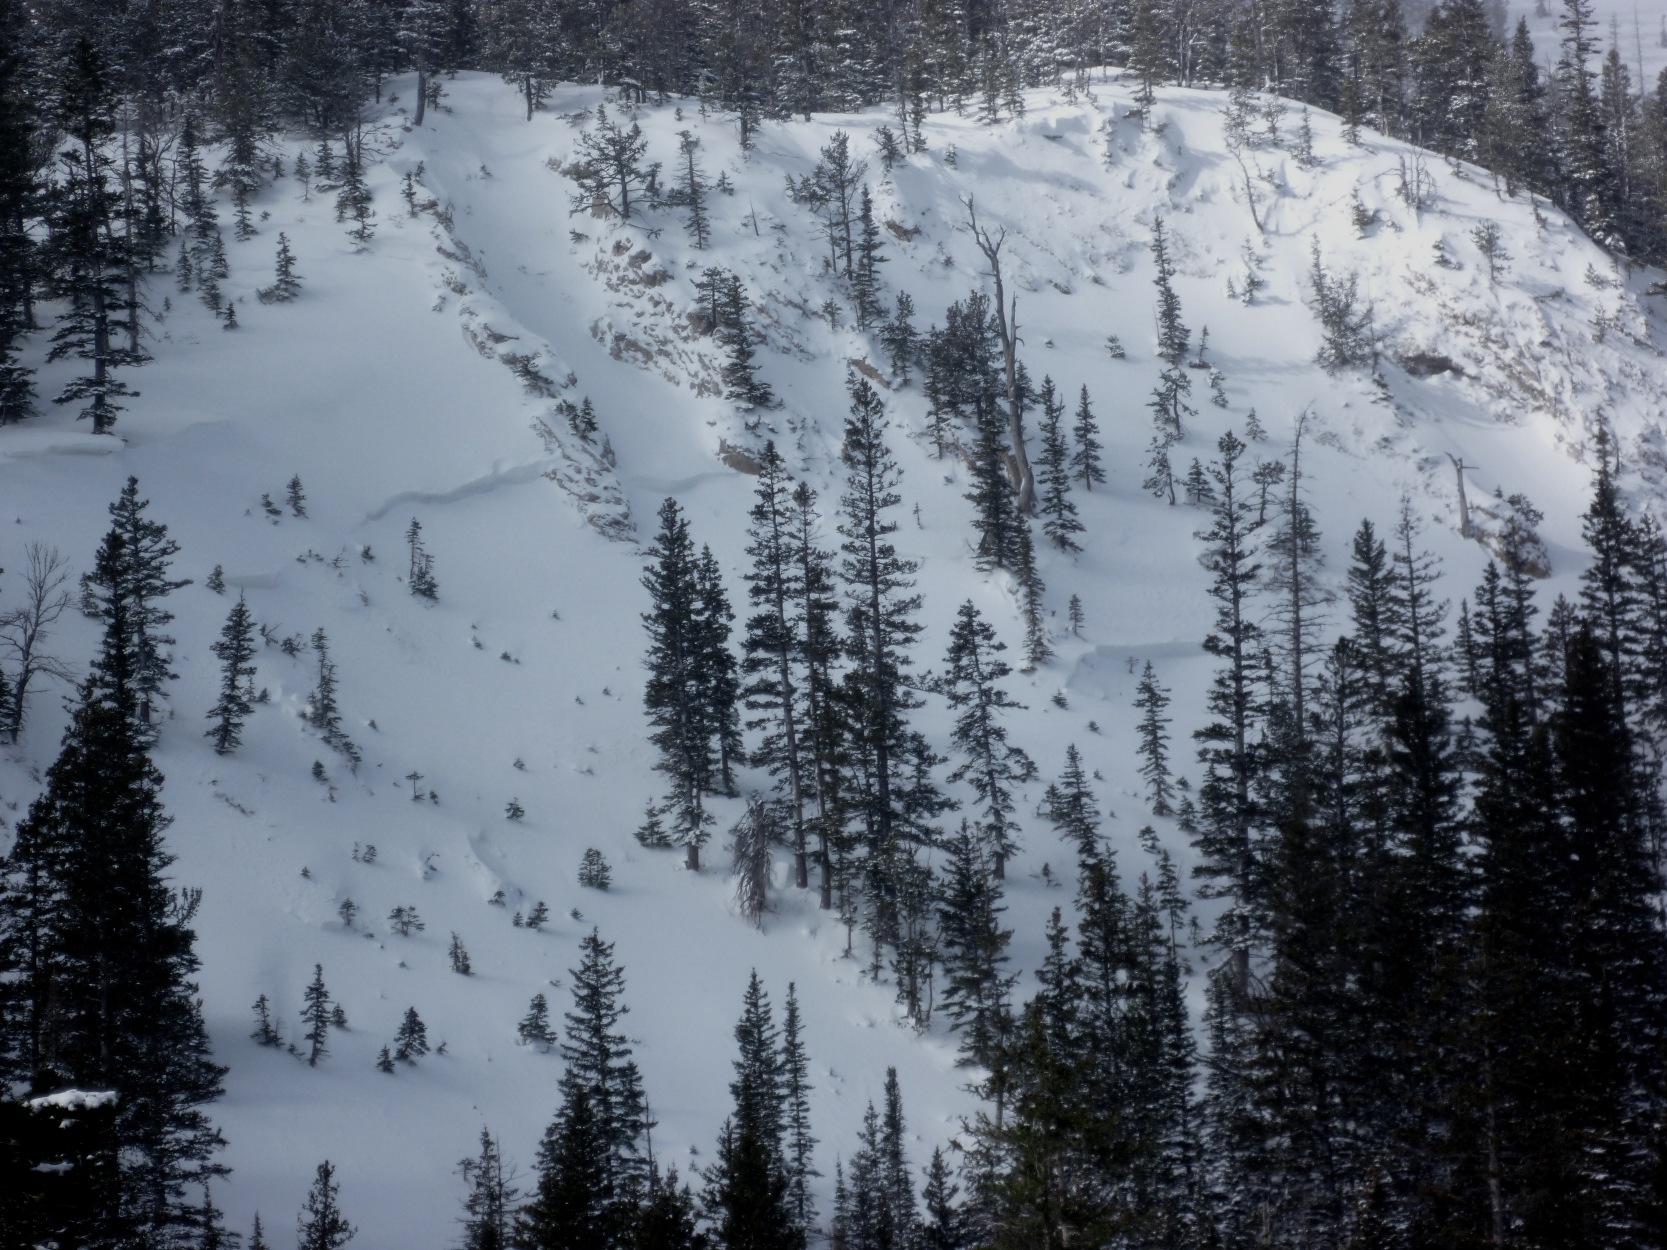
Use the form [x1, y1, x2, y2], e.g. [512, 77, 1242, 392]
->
[47, 40, 148, 435]
[642, 498, 716, 867]
[1150, 214, 1190, 366]
[302, 964, 332, 1066]
[880, 292, 918, 382]
[718, 272, 777, 410]
[695, 545, 743, 796]
[297, 1161, 355, 1250]
[1070, 385, 1106, 491]
[851, 184, 887, 330]
[943, 600, 1033, 877]
[305, 629, 358, 764]
[779, 984, 818, 1234]
[207, 596, 257, 755]
[560, 929, 649, 1196]
[836, 373, 932, 914]
[1035, 377, 1082, 552]
[728, 971, 785, 1161]
[258, 233, 303, 303]
[407, 517, 439, 600]
[81, 477, 190, 741]
[519, 1085, 618, 1250]
[742, 442, 814, 890]
[518, 993, 556, 1050]
[678, 130, 710, 249]
[936, 822, 1014, 1068]
[394, 1006, 430, 1063]
[704, 1119, 805, 1250]
[1134, 661, 1175, 815]
[1192, 430, 1266, 996]
[572, 117, 658, 221]
[0, 669, 226, 1243]
[457, 1127, 520, 1250]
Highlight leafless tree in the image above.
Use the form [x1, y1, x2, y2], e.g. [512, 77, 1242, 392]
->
[1, 543, 76, 741]
[730, 795, 776, 928]
[964, 196, 1036, 514]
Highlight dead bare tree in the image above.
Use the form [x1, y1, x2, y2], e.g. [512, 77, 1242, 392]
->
[1, 543, 76, 741]
[730, 795, 775, 928]
[964, 196, 1037, 514]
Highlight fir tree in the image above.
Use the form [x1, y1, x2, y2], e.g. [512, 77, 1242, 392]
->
[81, 477, 190, 740]
[677, 130, 710, 249]
[1150, 214, 1190, 366]
[851, 185, 887, 330]
[518, 993, 556, 1050]
[779, 984, 818, 1234]
[297, 1161, 355, 1250]
[302, 964, 333, 1066]
[407, 518, 439, 600]
[1135, 661, 1175, 815]
[936, 822, 1015, 1068]
[449, 932, 472, 975]
[560, 929, 650, 1195]
[880, 292, 918, 382]
[1035, 377, 1083, 552]
[457, 1127, 520, 1250]
[1070, 386, 1106, 491]
[257, 233, 302, 303]
[642, 498, 716, 867]
[943, 600, 1034, 877]
[305, 629, 358, 765]
[579, 848, 613, 891]
[393, 1006, 429, 1063]
[207, 596, 257, 755]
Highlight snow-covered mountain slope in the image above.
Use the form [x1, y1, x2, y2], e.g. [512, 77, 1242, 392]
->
[4, 69, 1666, 1241]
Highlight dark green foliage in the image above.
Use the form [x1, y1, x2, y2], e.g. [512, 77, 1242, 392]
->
[936, 822, 1014, 1067]
[943, 600, 1033, 876]
[457, 1127, 519, 1250]
[298, 1162, 354, 1250]
[207, 596, 257, 754]
[1035, 377, 1082, 552]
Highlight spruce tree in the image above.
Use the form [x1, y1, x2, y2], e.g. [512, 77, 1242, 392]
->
[393, 1006, 430, 1063]
[297, 1161, 354, 1250]
[305, 629, 358, 765]
[457, 1127, 520, 1250]
[302, 964, 332, 1066]
[1134, 661, 1175, 815]
[560, 929, 649, 1197]
[642, 498, 715, 867]
[779, 983, 818, 1234]
[0, 667, 225, 1241]
[836, 373, 931, 894]
[936, 822, 1015, 1068]
[677, 130, 710, 250]
[518, 993, 556, 1050]
[943, 600, 1034, 876]
[1070, 385, 1106, 491]
[1150, 214, 1190, 366]
[851, 184, 887, 330]
[47, 40, 147, 435]
[1192, 430, 1266, 996]
[1035, 377, 1082, 552]
[518, 1085, 617, 1250]
[81, 477, 190, 741]
[206, 595, 257, 754]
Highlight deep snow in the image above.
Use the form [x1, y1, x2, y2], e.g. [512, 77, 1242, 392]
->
[3, 68, 1666, 1242]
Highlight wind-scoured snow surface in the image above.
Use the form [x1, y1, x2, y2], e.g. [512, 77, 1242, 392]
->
[4, 71, 1666, 1241]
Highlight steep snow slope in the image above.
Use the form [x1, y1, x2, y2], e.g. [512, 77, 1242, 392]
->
[3, 70, 1666, 1242]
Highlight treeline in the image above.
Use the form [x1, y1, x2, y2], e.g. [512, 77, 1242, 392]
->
[2, 0, 1665, 433]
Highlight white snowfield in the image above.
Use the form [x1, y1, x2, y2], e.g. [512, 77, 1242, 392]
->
[2, 69, 1664, 1242]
